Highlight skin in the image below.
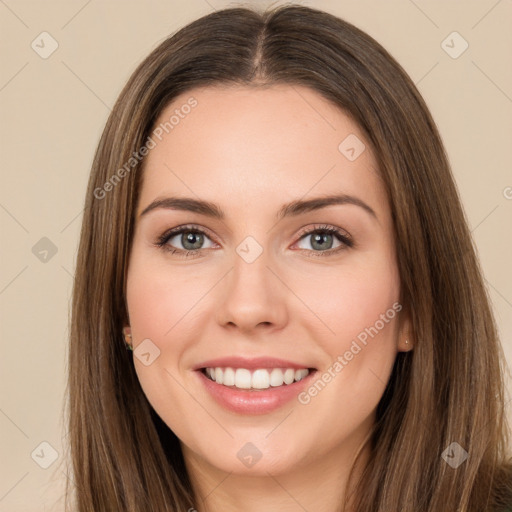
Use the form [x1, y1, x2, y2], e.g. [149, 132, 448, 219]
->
[124, 84, 412, 512]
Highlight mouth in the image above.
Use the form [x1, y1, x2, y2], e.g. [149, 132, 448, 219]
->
[194, 362, 318, 415]
[200, 366, 316, 391]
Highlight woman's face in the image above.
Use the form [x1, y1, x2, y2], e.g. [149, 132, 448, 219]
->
[125, 84, 411, 477]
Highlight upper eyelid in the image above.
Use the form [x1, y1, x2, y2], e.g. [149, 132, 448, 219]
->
[161, 224, 217, 242]
[295, 224, 350, 239]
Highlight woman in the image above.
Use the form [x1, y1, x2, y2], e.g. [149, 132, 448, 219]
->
[65, 4, 512, 511]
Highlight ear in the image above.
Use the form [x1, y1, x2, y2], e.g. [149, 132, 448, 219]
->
[397, 305, 414, 352]
[122, 326, 133, 351]
[122, 326, 132, 341]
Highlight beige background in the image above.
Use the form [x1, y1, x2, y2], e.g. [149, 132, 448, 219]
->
[1, 0, 511, 510]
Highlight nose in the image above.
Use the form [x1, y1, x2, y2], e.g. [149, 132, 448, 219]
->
[215, 245, 288, 335]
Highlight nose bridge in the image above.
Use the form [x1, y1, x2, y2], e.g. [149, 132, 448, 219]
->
[215, 234, 288, 331]
[230, 234, 274, 301]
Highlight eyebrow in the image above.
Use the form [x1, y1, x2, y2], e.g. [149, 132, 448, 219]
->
[139, 193, 377, 221]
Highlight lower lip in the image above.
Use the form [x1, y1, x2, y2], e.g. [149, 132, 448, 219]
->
[195, 369, 317, 415]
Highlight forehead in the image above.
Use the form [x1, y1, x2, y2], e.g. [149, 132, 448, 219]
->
[138, 84, 387, 220]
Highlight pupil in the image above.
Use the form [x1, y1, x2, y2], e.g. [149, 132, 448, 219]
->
[312, 233, 332, 250]
[183, 232, 203, 250]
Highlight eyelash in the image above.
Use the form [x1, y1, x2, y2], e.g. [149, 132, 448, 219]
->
[154, 223, 354, 258]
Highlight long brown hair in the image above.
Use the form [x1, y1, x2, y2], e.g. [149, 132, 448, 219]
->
[63, 4, 512, 511]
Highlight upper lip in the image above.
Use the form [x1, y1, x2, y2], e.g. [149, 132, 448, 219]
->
[193, 356, 316, 371]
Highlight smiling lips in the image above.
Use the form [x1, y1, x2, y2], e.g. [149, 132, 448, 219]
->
[194, 356, 317, 414]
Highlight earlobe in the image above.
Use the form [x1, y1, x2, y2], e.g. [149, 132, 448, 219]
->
[122, 326, 133, 350]
[398, 332, 413, 352]
[398, 310, 414, 352]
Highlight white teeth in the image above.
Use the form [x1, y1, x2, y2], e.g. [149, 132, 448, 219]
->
[223, 367, 235, 386]
[251, 369, 270, 389]
[235, 368, 252, 389]
[283, 368, 295, 384]
[204, 367, 311, 390]
[269, 368, 284, 387]
[295, 369, 309, 381]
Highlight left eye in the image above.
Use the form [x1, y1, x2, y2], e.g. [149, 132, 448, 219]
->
[295, 229, 346, 251]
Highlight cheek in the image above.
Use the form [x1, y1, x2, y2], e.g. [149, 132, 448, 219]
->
[125, 251, 207, 342]
[125, 253, 207, 444]
[296, 251, 400, 351]
[293, 253, 401, 411]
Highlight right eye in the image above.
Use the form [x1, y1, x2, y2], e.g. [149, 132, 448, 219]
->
[155, 225, 217, 257]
